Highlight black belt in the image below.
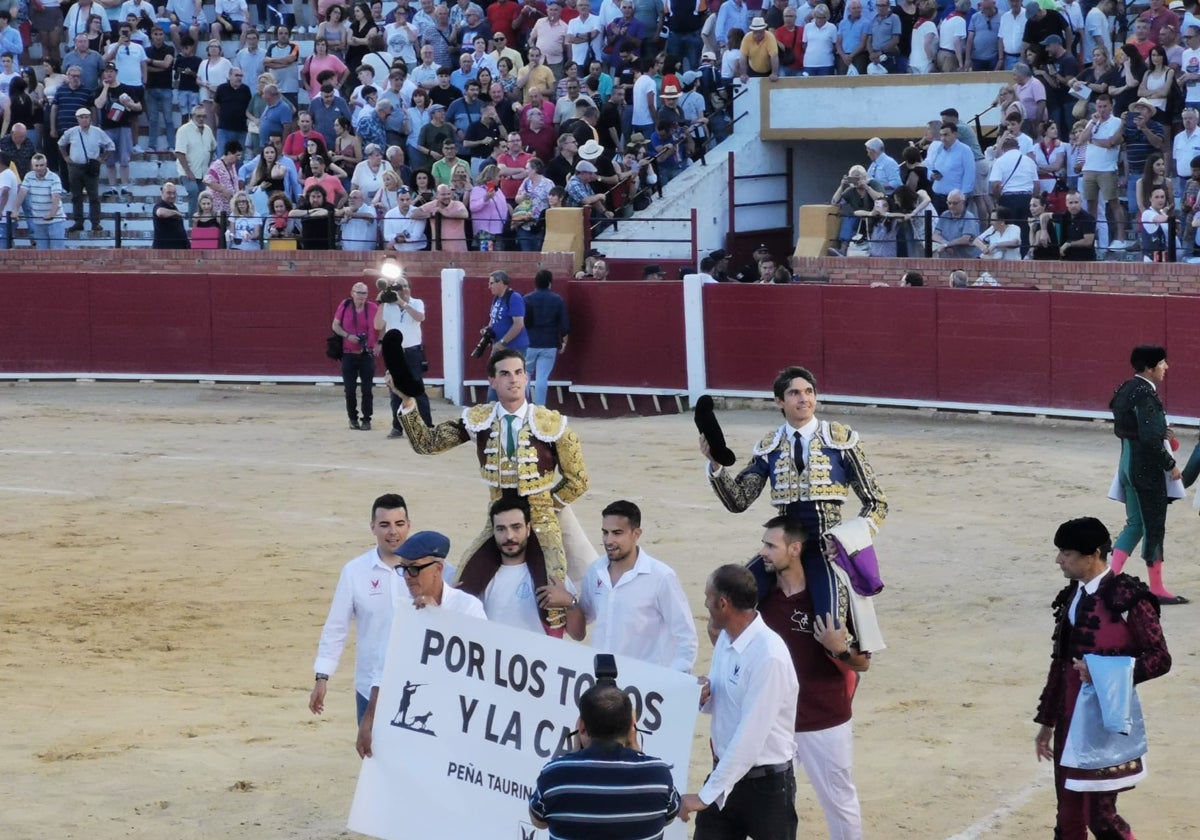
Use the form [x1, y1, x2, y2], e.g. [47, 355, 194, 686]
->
[1002, 191, 1033, 196]
[742, 762, 792, 780]
[1005, 52, 1021, 56]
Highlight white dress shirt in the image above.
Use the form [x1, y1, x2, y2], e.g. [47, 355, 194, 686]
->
[312, 548, 402, 701]
[699, 614, 799, 807]
[579, 548, 698, 672]
[989, 147, 1039, 194]
[788, 417, 818, 466]
[315, 548, 459, 699]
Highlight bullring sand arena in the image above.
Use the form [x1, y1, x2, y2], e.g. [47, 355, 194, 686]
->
[3, 382, 1198, 839]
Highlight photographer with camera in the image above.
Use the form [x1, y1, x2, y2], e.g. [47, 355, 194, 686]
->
[332, 282, 379, 431]
[530, 673, 680, 839]
[373, 265, 433, 435]
[483, 270, 530, 400]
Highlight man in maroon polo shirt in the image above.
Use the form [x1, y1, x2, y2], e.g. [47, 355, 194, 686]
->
[756, 515, 871, 840]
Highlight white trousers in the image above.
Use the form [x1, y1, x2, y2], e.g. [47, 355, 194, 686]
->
[793, 721, 863, 840]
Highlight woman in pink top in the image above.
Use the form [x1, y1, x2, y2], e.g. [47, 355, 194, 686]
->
[302, 39, 349, 100]
[468, 164, 511, 247]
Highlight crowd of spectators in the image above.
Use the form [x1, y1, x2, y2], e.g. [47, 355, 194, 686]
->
[0, 0, 741, 249]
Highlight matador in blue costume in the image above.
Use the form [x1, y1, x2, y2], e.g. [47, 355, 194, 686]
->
[701, 366, 888, 621]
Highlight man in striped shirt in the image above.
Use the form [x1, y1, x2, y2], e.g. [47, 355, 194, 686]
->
[530, 682, 680, 839]
[16, 154, 68, 249]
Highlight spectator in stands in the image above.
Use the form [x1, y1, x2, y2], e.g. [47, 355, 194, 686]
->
[204, 139, 245, 214]
[219, 189, 256, 249]
[989, 135, 1039, 254]
[830, 164, 878, 254]
[521, 107, 557, 161]
[908, 1, 938, 75]
[867, 0, 901, 73]
[864, 137, 900, 192]
[935, 0, 968, 72]
[1058, 188, 1097, 259]
[173, 105, 215, 217]
[189, 189, 222, 248]
[1012, 63, 1047, 129]
[416, 104, 458, 165]
[467, 164, 510, 248]
[523, 269, 570, 405]
[514, 156, 552, 250]
[498, 130, 534, 199]
[932, 189, 981, 257]
[16, 154, 68, 249]
[715, 0, 748, 52]
[972, 206, 1022, 259]
[1140, 0, 1180, 43]
[1136, 151, 1173, 215]
[263, 28, 300, 108]
[357, 100, 390, 153]
[835, 0, 868, 74]
[464, 104, 505, 175]
[290, 184, 336, 249]
[432, 139, 465, 185]
[965, 0, 1000, 71]
[333, 115, 365, 178]
[302, 38, 349, 101]
[900, 270, 924, 286]
[95, 62, 143, 199]
[518, 45, 557, 104]
[545, 132, 579, 186]
[214, 67, 252, 155]
[996, 0, 1025, 71]
[60, 107, 115, 233]
[1173, 108, 1200, 199]
[337, 188, 379, 250]
[383, 186, 429, 250]
[1027, 194, 1059, 259]
[305, 151, 349, 204]
[566, 158, 612, 224]
[927, 122, 975, 213]
[1037, 35, 1078, 132]
[1079, 93, 1125, 247]
[305, 85, 349, 149]
[738, 17, 779, 81]
[351, 143, 389, 197]
[414, 182, 469, 250]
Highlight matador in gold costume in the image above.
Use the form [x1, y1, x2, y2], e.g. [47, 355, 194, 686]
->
[392, 348, 590, 630]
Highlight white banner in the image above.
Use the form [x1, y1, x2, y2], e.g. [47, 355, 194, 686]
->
[348, 606, 700, 840]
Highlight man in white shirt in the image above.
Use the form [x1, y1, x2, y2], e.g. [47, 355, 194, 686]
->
[679, 563, 799, 837]
[382, 187, 429, 253]
[578, 500, 698, 672]
[1080, 92, 1125, 249]
[567, 0, 605, 67]
[460, 496, 585, 638]
[1174, 106, 1200, 199]
[356, 530, 485, 758]
[996, 0, 1026, 70]
[310, 494, 424, 723]
[374, 265, 433, 431]
[1082, 0, 1115, 66]
[988, 135, 1040, 255]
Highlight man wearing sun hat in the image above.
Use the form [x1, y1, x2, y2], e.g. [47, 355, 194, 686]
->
[740, 17, 780, 82]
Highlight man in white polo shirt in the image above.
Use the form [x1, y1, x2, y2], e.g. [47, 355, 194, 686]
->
[579, 500, 698, 672]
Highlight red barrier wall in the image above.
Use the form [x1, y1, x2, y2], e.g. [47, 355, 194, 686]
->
[568, 282, 687, 390]
[7, 250, 1200, 418]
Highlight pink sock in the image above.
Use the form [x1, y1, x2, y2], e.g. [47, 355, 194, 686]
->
[1110, 549, 1128, 575]
[1148, 561, 1177, 599]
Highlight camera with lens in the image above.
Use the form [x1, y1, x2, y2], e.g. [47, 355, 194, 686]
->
[471, 328, 496, 358]
[355, 332, 368, 349]
[376, 275, 400, 303]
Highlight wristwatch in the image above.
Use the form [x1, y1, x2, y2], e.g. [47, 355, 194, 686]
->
[835, 649, 853, 662]
[315, 673, 329, 681]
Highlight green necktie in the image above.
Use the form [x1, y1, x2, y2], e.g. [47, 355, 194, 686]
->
[505, 415, 517, 457]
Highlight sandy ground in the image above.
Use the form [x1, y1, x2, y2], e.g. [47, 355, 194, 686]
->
[2, 382, 1198, 840]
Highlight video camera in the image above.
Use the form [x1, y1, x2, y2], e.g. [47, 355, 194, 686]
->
[376, 275, 400, 304]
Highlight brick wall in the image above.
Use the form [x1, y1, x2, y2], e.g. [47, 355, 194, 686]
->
[790, 257, 1200, 295]
[3, 249, 576, 279]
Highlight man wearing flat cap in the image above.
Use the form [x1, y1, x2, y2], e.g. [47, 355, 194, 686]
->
[58, 106, 115, 232]
[1035, 516, 1170, 840]
[357, 529, 486, 758]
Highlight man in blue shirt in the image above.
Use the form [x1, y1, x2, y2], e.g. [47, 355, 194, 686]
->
[836, 0, 871, 75]
[864, 137, 901, 192]
[485, 270, 530, 400]
[258, 84, 294, 150]
[523, 269, 570, 406]
[530, 682, 680, 840]
[925, 122, 975, 212]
